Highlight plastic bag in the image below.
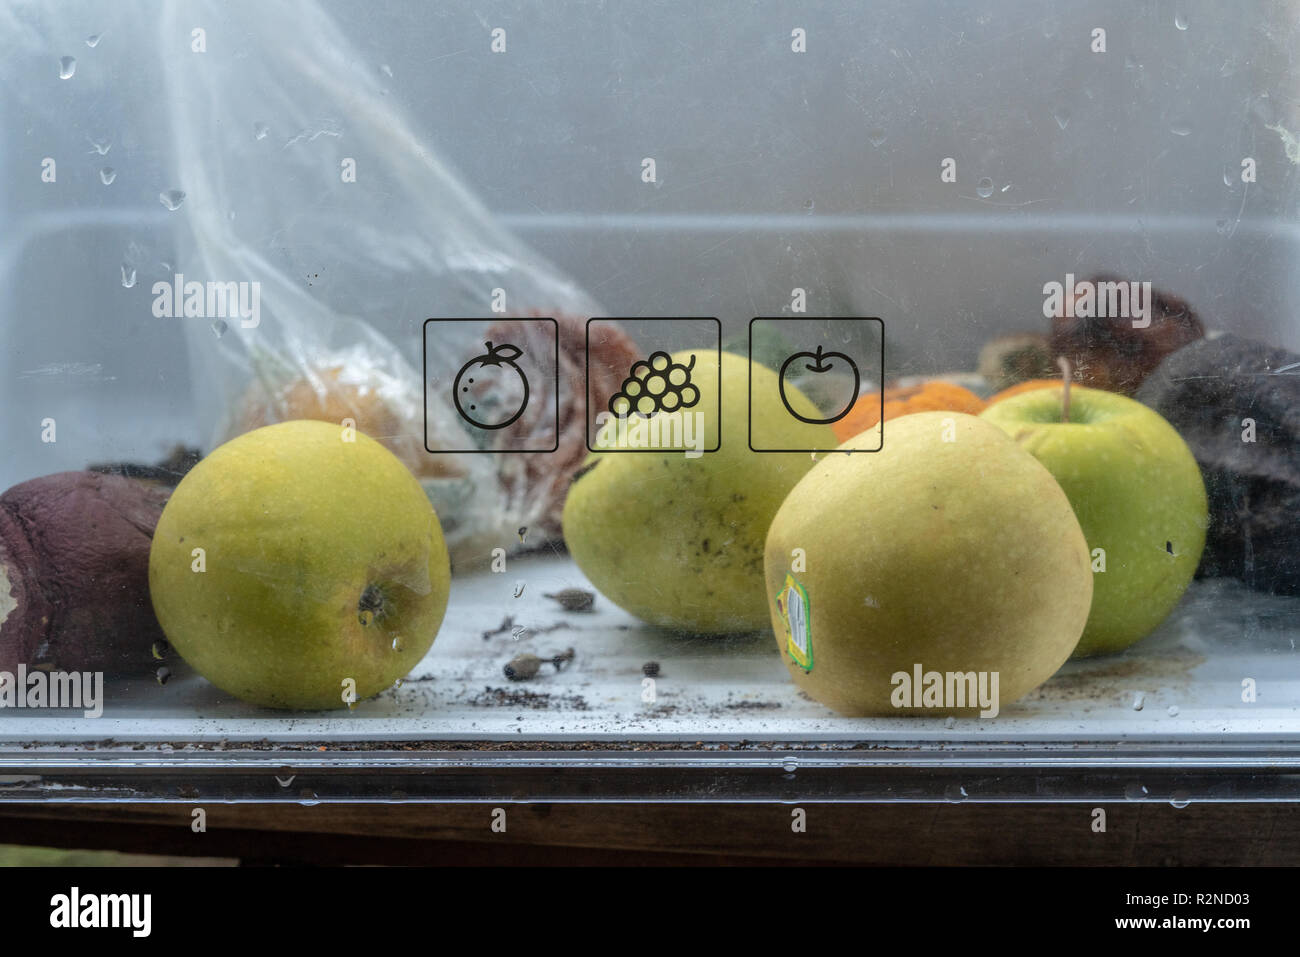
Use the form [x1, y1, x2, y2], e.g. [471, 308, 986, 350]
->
[143, 0, 626, 561]
[0, 0, 638, 561]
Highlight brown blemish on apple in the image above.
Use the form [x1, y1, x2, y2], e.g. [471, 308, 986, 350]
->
[357, 583, 391, 627]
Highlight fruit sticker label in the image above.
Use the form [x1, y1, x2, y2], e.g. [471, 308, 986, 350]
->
[776, 573, 813, 672]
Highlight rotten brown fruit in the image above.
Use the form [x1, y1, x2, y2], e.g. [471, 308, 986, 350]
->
[0, 471, 171, 675]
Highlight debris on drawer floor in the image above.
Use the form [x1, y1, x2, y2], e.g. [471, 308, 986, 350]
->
[3, 554, 1298, 746]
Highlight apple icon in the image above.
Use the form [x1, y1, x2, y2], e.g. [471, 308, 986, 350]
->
[779, 346, 860, 425]
[980, 379, 1208, 657]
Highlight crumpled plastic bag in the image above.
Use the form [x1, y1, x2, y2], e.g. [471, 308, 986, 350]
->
[155, 0, 628, 562]
[4, 0, 640, 562]
[0, 0, 642, 561]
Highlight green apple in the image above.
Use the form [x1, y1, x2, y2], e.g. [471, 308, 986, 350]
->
[149, 419, 451, 709]
[764, 412, 1093, 715]
[981, 385, 1207, 656]
[563, 350, 834, 634]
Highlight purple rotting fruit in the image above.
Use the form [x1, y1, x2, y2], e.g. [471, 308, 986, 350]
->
[0, 471, 171, 675]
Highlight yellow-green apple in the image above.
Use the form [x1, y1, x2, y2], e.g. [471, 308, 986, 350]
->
[149, 420, 451, 709]
[764, 412, 1093, 716]
[563, 351, 833, 633]
[981, 385, 1207, 656]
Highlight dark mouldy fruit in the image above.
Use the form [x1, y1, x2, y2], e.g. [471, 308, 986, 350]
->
[1136, 333, 1300, 595]
[87, 444, 203, 487]
[1050, 275, 1203, 395]
[977, 333, 1056, 392]
[482, 313, 641, 547]
[0, 471, 171, 675]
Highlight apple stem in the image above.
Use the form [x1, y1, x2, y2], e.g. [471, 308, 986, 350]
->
[1057, 356, 1073, 423]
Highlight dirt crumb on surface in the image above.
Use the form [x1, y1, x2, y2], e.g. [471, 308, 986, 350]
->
[1016, 649, 1207, 706]
[466, 685, 591, 711]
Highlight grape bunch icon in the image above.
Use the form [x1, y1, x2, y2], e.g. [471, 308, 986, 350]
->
[609, 352, 700, 418]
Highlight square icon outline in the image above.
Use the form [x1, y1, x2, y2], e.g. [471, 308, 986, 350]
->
[422, 316, 560, 454]
[584, 317, 723, 454]
[747, 316, 885, 454]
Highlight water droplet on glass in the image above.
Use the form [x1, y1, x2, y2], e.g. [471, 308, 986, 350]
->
[803, 199, 814, 213]
[299, 788, 319, 805]
[151, 640, 170, 660]
[155, 666, 172, 686]
[58, 56, 76, 79]
[976, 177, 994, 198]
[868, 127, 887, 147]
[1052, 108, 1071, 130]
[98, 167, 116, 185]
[88, 137, 111, 155]
[253, 122, 269, 141]
[211, 319, 228, 339]
[85, 34, 101, 48]
[380, 63, 393, 78]
[1132, 691, 1145, 711]
[1174, 12, 1190, 30]
[1170, 122, 1192, 137]
[944, 783, 968, 803]
[782, 761, 797, 774]
[1124, 54, 1143, 71]
[1223, 167, 1236, 187]
[1216, 219, 1230, 234]
[120, 265, 137, 288]
[159, 189, 186, 210]
[1167, 704, 1180, 717]
[391, 635, 406, 653]
[1124, 782, 1149, 801]
[943, 716, 956, 729]
[1170, 790, 1191, 809]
